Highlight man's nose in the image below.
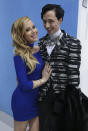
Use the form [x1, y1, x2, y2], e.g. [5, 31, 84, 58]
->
[45, 22, 50, 28]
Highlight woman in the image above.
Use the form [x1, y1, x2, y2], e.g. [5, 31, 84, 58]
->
[11, 16, 51, 131]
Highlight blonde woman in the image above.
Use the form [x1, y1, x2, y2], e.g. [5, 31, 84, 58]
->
[11, 16, 51, 131]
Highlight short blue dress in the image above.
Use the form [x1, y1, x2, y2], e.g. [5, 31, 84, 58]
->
[11, 49, 44, 121]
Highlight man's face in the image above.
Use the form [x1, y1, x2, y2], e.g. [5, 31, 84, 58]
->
[42, 10, 62, 35]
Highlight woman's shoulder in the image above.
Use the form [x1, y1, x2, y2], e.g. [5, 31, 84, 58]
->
[14, 55, 21, 59]
[13, 55, 24, 63]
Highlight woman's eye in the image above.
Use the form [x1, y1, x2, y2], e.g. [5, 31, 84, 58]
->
[33, 25, 35, 29]
[26, 28, 30, 32]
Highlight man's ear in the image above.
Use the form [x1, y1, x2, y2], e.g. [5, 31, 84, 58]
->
[59, 18, 63, 24]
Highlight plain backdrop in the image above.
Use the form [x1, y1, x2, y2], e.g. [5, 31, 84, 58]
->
[0, 0, 79, 116]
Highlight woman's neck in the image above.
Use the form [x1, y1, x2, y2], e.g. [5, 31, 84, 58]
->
[28, 43, 34, 48]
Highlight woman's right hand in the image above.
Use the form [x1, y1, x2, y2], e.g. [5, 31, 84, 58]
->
[33, 63, 52, 89]
[42, 63, 52, 82]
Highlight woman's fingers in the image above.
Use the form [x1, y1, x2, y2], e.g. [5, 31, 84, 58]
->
[46, 64, 51, 73]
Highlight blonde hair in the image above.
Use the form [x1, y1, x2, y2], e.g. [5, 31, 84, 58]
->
[11, 16, 38, 73]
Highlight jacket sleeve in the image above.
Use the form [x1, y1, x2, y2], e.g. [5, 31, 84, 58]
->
[14, 55, 33, 91]
[68, 39, 81, 87]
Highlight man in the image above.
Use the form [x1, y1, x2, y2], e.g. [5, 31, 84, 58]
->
[38, 4, 88, 131]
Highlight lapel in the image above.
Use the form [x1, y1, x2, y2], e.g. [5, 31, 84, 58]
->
[40, 30, 67, 59]
[45, 32, 66, 57]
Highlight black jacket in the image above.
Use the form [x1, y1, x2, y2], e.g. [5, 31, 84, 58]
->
[38, 30, 81, 102]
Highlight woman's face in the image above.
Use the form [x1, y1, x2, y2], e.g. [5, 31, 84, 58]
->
[24, 19, 38, 43]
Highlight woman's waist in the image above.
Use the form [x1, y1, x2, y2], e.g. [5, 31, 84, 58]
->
[14, 85, 39, 93]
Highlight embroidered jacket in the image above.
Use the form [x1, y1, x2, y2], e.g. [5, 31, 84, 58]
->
[38, 30, 81, 102]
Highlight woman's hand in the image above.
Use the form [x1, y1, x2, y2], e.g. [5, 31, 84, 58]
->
[33, 63, 52, 88]
[42, 63, 52, 82]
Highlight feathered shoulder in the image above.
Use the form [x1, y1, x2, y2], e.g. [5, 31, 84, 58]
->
[61, 30, 81, 50]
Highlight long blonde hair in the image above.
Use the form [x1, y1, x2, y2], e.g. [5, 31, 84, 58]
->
[11, 16, 38, 73]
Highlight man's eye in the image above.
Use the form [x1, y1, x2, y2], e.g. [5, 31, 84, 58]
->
[43, 21, 46, 24]
[49, 20, 53, 23]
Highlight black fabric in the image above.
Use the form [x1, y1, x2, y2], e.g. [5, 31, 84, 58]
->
[38, 30, 81, 102]
[39, 86, 88, 131]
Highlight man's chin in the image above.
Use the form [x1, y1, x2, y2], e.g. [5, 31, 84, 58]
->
[48, 32, 53, 35]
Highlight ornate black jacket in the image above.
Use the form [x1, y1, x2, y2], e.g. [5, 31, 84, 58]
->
[38, 30, 81, 102]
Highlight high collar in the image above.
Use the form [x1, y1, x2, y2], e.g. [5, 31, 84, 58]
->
[49, 29, 61, 40]
[27, 43, 34, 48]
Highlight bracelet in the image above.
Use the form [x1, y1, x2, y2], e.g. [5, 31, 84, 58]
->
[40, 79, 45, 85]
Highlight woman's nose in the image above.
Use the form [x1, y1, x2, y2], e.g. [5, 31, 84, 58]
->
[32, 29, 36, 33]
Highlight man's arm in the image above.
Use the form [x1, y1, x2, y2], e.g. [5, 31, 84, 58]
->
[68, 39, 81, 87]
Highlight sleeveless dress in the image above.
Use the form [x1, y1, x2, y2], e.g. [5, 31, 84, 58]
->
[11, 50, 44, 121]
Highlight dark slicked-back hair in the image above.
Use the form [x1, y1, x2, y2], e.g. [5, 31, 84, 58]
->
[41, 4, 64, 20]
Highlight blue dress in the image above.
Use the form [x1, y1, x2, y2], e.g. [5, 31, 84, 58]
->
[11, 50, 44, 121]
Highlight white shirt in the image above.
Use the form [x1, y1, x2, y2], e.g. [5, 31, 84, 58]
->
[46, 29, 62, 56]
